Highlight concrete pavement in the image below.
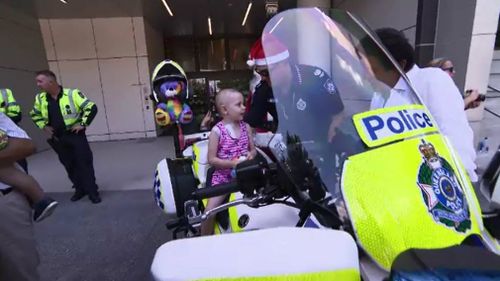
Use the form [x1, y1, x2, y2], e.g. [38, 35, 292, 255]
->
[31, 136, 176, 281]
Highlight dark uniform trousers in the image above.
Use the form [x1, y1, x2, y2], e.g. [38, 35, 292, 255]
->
[48, 130, 98, 195]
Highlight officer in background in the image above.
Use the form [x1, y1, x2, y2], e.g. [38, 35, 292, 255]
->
[0, 88, 21, 123]
[0, 88, 28, 172]
[244, 39, 278, 133]
[30, 70, 101, 204]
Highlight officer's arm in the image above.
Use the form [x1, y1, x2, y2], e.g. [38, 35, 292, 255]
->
[243, 86, 268, 128]
[0, 137, 35, 163]
[319, 75, 345, 142]
[328, 111, 344, 143]
[9, 113, 22, 124]
[75, 91, 98, 126]
[4, 90, 22, 123]
[30, 95, 46, 129]
[82, 104, 98, 126]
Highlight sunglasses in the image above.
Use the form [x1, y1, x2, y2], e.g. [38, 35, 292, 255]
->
[442, 66, 455, 73]
[255, 68, 269, 77]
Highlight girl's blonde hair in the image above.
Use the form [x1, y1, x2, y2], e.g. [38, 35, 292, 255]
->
[215, 88, 242, 113]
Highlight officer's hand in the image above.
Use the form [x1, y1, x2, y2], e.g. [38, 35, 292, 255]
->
[327, 126, 337, 143]
[71, 124, 85, 133]
[43, 126, 54, 137]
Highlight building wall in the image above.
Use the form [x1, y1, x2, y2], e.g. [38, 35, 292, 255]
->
[485, 50, 500, 142]
[463, 0, 500, 121]
[433, 0, 477, 95]
[335, 0, 418, 46]
[39, 17, 157, 141]
[0, 0, 50, 149]
[143, 16, 166, 75]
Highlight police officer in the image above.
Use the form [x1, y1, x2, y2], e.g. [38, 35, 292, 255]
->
[244, 39, 278, 132]
[250, 36, 347, 196]
[0, 88, 21, 123]
[30, 70, 101, 203]
[0, 88, 28, 171]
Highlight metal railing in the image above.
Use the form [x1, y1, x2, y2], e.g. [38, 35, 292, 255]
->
[485, 85, 500, 118]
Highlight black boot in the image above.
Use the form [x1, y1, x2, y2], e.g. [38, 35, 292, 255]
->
[88, 192, 102, 204]
[70, 189, 86, 202]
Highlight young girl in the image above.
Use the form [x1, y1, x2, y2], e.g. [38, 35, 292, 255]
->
[0, 115, 58, 222]
[201, 89, 256, 235]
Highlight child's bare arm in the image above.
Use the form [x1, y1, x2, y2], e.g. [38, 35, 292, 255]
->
[207, 128, 239, 169]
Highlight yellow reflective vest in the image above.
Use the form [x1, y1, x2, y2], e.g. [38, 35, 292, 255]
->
[30, 88, 95, 129]
[0, 88, 21, 119]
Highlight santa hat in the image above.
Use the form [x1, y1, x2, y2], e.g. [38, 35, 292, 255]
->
[247, 34, 289, 67]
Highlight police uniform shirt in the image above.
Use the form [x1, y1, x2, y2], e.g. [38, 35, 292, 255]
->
[46, 87, 67, 135]
[277, 64, 344, 142]
[0, 112, 28, 190]
[243, 81, 278, 129]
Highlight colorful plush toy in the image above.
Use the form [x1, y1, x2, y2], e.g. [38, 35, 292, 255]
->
[151, 60, 193, 127]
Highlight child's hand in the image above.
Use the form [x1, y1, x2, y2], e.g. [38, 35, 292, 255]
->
[231, 158, 241, 167]
[247, 150, 257, 160]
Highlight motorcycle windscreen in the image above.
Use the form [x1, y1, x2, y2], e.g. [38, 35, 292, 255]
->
[264, 8, 423, 197]
[263, 8, 483, 270]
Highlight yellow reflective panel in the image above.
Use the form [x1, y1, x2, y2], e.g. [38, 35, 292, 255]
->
[342, 134, 481, 270]
[353, 105, 438, 148]
[199, 269, 359, 281]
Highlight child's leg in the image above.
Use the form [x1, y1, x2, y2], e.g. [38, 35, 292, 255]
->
[0, 165, 44, 203]
[200, 195, 227, 236]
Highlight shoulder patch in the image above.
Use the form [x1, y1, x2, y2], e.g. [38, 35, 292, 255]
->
[313, 68, 325, 78]
[77, 91, 85, 99]
[296, 98, 307, 111]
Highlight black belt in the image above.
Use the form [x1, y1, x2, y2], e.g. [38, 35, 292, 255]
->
[0, 187, 13, 196]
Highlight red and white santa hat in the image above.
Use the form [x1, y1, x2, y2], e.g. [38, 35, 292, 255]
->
[247, 34, 289, 67]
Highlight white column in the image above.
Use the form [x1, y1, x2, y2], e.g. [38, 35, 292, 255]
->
[464, 0, 500, 121]
[296, 0, 331, 74]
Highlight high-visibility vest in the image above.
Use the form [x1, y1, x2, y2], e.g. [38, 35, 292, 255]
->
[0, 88, 21, 118]
[30, 88, 95, 129]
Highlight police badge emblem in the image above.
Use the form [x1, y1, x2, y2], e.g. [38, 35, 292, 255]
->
[416, 140, 471, 232]
[296, 98, 307, 111]
[324, 79, 337, 95]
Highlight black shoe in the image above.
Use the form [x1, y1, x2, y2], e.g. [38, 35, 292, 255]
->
[70, 190, 86, 202]
[33, 197, 58, 222]
[88, 193, 102, 204]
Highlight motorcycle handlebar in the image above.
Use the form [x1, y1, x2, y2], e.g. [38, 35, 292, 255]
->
[192, 181, 240, 200]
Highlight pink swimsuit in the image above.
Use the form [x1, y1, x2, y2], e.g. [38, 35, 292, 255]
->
[211, 121, 250, 186]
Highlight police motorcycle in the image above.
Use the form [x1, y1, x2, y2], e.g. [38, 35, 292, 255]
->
[151, 8, 500, 281]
